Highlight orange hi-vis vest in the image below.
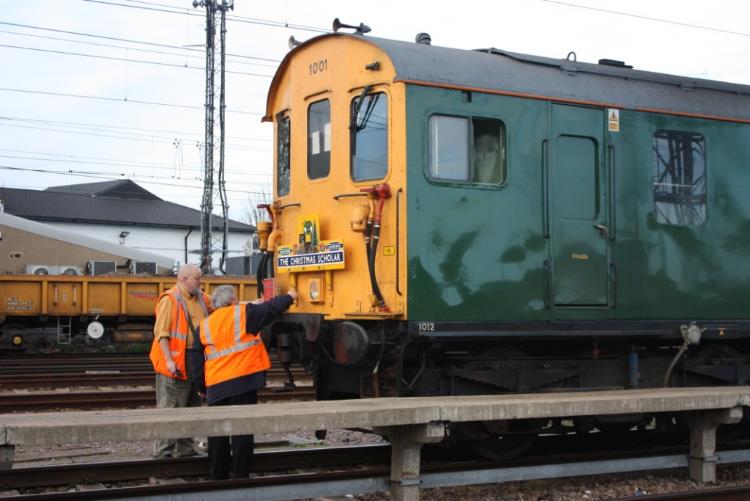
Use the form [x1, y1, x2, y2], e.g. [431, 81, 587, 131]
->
[199, 304, 271, 387]
[149, 286, 210, 380]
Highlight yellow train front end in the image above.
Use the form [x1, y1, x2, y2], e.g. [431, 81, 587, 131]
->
[261, 34, 407, 323]
[259, 34, 408, 392]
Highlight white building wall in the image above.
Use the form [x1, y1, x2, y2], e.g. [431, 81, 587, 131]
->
[48, 222, 253, 271]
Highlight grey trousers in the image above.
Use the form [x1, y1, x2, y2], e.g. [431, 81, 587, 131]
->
[153, 373, 202, 458]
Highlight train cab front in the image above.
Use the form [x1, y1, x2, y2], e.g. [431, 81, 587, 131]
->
[258, 32, 407, 399]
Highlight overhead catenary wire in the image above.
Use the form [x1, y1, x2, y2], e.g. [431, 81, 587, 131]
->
[0, 115, 270, 142]
[0, 43, 273, 77]
[82, 0, 329, 33]
[0, 29, 278, 69]
[542, 0, 750, 37]
[0, 163, 269, 188]
[1, 3, 288, 223]
[0, 151, 272, 177]
[0, 122, 269, 152]
[0, 164, 271, 195]
[0, 21, 281, 62]
[0, 87, 261, 115]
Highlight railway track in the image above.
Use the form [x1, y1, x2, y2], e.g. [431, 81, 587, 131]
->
[0, 444, 391, 490]
[0, 353, 311, 394]
[3, 437, 750, 500]
[0, 353, 304, 375]
[0, 353, 151, 374]
[0, 386, 316, 411]
[0, 369, 309, 390]
[0, 372, 155, 388]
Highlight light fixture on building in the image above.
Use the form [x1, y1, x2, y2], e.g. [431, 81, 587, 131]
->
[119, 231, 130, 245]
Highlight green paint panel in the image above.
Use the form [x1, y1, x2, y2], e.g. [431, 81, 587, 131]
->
[405, 85, 750, 322]
[406, 86, 549, 321]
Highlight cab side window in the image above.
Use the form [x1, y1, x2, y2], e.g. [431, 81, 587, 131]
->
[652, 130, 706, 225]
[351, 92, 388, 181]
[308, 99, 331, 179]
[276, 113, 290, 196]
[428, 115, 506, 185]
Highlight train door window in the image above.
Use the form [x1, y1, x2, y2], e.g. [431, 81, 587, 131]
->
[652, 130, 706, 225]
[307, 99, 331, 179]
[429, 116, 469, 180]
[351, 92, 388, 181]
[428, 115, 506, 184]
[277, 113, 290, 196]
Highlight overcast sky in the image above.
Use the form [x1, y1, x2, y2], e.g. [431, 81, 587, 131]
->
[2, 0, 748, 222]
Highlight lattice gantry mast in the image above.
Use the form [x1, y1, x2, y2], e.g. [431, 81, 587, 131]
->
[193, 0, 232, 274]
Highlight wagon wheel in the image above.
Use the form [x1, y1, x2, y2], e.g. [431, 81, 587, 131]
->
[457, 346, 544, 460]
[0, 323, 29, 351]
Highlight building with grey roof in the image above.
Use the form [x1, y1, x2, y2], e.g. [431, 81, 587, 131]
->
[0, 180, 255, 272]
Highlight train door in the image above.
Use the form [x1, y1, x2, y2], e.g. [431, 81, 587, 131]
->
[548, 104, 608, 306]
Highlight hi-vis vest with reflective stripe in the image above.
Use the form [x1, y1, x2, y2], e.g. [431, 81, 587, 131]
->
[199, 304, 271, 387]
[149, 286, 210, 380]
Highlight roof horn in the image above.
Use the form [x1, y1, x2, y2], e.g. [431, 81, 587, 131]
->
[332, 18, 371, 34]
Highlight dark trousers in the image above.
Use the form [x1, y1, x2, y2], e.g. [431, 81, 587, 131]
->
[208, 390, 257, 480]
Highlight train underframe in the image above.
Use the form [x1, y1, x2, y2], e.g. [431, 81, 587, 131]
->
[274, 316, 750, 458]
[0, 315, 154, 350]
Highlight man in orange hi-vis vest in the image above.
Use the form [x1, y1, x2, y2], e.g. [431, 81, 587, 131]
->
[150, 263, 212, 459]
[188, 284, 297, 480]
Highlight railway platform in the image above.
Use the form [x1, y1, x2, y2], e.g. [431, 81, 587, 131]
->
[1, 387, 749, 500]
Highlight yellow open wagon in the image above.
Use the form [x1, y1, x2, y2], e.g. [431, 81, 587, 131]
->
[0, 274, 257, 346]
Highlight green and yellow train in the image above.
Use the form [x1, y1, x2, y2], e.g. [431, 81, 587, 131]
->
[257, 26, 750, 449]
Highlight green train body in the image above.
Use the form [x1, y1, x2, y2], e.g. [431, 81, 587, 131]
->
[406, 87, 750, 324]
[263, 32, 750, 405]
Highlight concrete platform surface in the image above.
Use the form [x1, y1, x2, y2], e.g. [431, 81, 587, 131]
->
[1, 387, 749, 446]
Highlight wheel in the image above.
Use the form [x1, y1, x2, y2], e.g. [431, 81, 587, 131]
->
[0, 323, 29, 351]
[456, 419, 544, 460]
[457, 346, 542, 460]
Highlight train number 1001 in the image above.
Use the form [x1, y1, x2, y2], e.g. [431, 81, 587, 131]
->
[309, 59, 328, 75]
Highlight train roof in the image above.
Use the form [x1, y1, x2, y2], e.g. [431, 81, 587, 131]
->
[267, 33, 750, 123]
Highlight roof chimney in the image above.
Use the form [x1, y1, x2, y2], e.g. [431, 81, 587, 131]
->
[415, 32, 431, 45]
[598, 58, 633, 69]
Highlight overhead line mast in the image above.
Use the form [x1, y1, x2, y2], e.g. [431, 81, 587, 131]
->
[193, 0, 232, 274]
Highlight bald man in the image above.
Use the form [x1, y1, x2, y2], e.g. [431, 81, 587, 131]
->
[149, 264, 212, 458]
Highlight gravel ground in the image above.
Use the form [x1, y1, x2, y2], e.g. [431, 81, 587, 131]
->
[13, 427, 386, 466]
[351, 464, 750, 500]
